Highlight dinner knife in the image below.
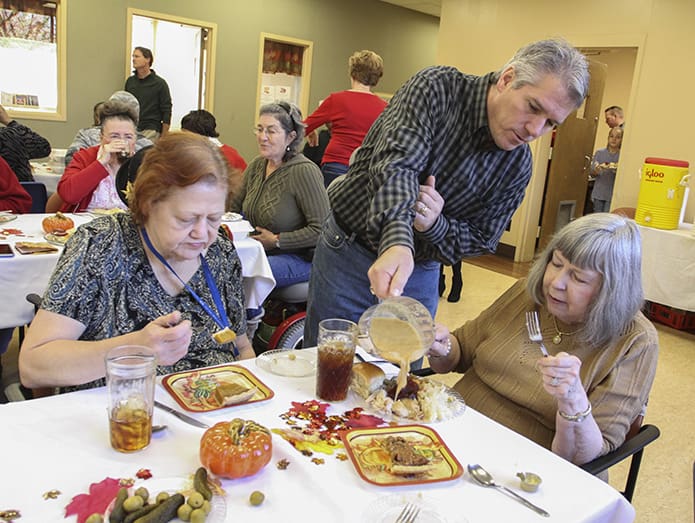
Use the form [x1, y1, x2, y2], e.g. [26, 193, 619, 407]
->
[154, 400, 209, 429]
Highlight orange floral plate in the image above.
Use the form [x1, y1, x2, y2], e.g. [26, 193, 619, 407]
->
[341, 424, 463, 487]
[162, 364, 274, 412]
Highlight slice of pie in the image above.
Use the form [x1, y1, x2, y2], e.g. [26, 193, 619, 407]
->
[213, 381, 256, 406]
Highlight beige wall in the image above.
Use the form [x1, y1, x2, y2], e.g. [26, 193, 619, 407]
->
[18, 0, 439, 161]
[438, 0, 694, 222]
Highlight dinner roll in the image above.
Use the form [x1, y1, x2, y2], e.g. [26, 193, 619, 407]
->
[350, 362, 385, 398]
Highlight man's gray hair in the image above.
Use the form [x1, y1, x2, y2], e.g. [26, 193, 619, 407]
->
[500, 38, 589, 109]
[526, 213, 643, 348]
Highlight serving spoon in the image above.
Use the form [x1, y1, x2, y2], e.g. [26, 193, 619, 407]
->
[468, 464, 550, 517]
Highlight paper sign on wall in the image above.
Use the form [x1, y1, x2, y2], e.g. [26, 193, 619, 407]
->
[260, 85, 275, 104]
[276, 85, 292, 101]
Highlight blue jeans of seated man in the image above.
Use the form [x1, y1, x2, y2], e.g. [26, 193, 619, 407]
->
[320, 162, 348, 188]
[268, 253, 312, 288]
[304, 213, 440, 368]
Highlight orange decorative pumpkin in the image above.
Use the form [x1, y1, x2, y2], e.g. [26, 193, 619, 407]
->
[200, 419, 272, 479]
[42, 212, 74, 234]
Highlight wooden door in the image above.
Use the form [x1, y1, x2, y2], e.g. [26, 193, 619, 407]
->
[537, 60, 607, 249]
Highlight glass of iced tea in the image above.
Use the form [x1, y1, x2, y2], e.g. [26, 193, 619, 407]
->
[316, 318, 357, 401]
[105, 345, 157, 452]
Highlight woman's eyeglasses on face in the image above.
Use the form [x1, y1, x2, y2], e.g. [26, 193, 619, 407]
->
[253, 126, 282, 137]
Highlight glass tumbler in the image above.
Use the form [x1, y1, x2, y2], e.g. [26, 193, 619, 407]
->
[105, 345, 157, 452]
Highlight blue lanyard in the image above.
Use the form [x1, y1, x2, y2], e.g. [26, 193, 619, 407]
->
[141, 227, 238, 356]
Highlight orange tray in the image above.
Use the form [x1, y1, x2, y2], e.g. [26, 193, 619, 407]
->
[162, 364, 274, 412]
[341, 424, 463, 487]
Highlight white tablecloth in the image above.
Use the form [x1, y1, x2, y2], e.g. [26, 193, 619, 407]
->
[0, 353, 634, 523]
[30, 162, 62, 194]
[0, 214, 275, 329]
[639, 223, 695, 311]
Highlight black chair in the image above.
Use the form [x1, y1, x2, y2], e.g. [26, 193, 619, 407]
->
[20, 181, 48, 213]
[412, 367, 659, 502]
[581, 423, 660, 502]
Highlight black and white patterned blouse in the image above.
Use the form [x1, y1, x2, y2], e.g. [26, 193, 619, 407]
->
[41, 212, 247, 391]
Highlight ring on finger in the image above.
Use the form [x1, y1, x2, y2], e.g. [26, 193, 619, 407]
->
[551, 376, 560, 386]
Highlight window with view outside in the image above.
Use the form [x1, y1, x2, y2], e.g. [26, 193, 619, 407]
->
[0, 0, 62, 117]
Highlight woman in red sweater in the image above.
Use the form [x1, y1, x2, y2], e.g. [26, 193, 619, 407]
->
[303, 50, 387, 187]
[0, 155, 32, 213]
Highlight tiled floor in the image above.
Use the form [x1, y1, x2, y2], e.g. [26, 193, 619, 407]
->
[2, 260, 693, 522]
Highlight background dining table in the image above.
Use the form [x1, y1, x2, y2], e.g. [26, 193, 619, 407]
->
[638, 222, 695, 312]
[0, 350, 635, 523]
[0, 213, 275, 330]
[30, 161, 62, 195]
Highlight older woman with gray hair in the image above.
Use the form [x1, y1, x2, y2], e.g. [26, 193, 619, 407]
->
[230, 101, 329, 289]
[426, 213, 658, 465]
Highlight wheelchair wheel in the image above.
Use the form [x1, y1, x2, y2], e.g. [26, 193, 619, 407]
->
[269, 313, 306, 350]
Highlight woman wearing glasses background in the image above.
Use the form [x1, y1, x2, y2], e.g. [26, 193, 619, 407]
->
[230, 102, 329, 293]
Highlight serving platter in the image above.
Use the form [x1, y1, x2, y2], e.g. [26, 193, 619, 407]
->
[341, 424, 463, 487]
[0, 214, 18, 223]
[352, 376, 466, 423]
[162, 364, 274, 412]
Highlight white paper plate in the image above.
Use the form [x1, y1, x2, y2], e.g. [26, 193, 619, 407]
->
[362, 495, 451, 523]
[256, 349, 316, 377]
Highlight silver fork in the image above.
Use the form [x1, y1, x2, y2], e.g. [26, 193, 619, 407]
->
[395, 502, 420, 523]
[525, 311, 549, 357]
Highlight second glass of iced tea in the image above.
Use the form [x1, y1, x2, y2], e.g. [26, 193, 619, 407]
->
[105, 345, 157, 452]
[316, 318, 357, 401]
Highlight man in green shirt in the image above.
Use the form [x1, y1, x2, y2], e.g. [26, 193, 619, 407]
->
[125, 46, 172, 142]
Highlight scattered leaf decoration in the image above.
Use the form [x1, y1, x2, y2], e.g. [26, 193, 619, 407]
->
[64, 477, 121, 523]
[42, 489, 61, 500]
[135, 468, 152, 480]
[273, 400, 386, 456]
[0, 509, 21, 521]
[0, 228, 24, 236]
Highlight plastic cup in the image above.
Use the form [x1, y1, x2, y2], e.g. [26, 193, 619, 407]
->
[105, 345, 157, 452]
[316, 318, 357, 401]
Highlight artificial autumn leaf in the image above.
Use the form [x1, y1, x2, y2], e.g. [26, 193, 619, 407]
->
[64, 477, 121, 523]
[135, 468, 152, 480]
[343, 408, 386, 428]
[288, 400, 329, 418]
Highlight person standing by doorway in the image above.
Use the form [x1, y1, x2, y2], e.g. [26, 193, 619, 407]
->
[590, 126, 623, 213]
[125, 46, 172, 142]
[303, 50, 388, 188]
[604, 105, 624, 129]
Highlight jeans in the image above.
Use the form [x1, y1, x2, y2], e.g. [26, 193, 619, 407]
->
[305, 213, 440, 365]
[268, 253, 312, 288]
[320, 162, 348, 188]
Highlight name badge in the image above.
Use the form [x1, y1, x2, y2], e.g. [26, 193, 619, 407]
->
[213, 327, 237, 345]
